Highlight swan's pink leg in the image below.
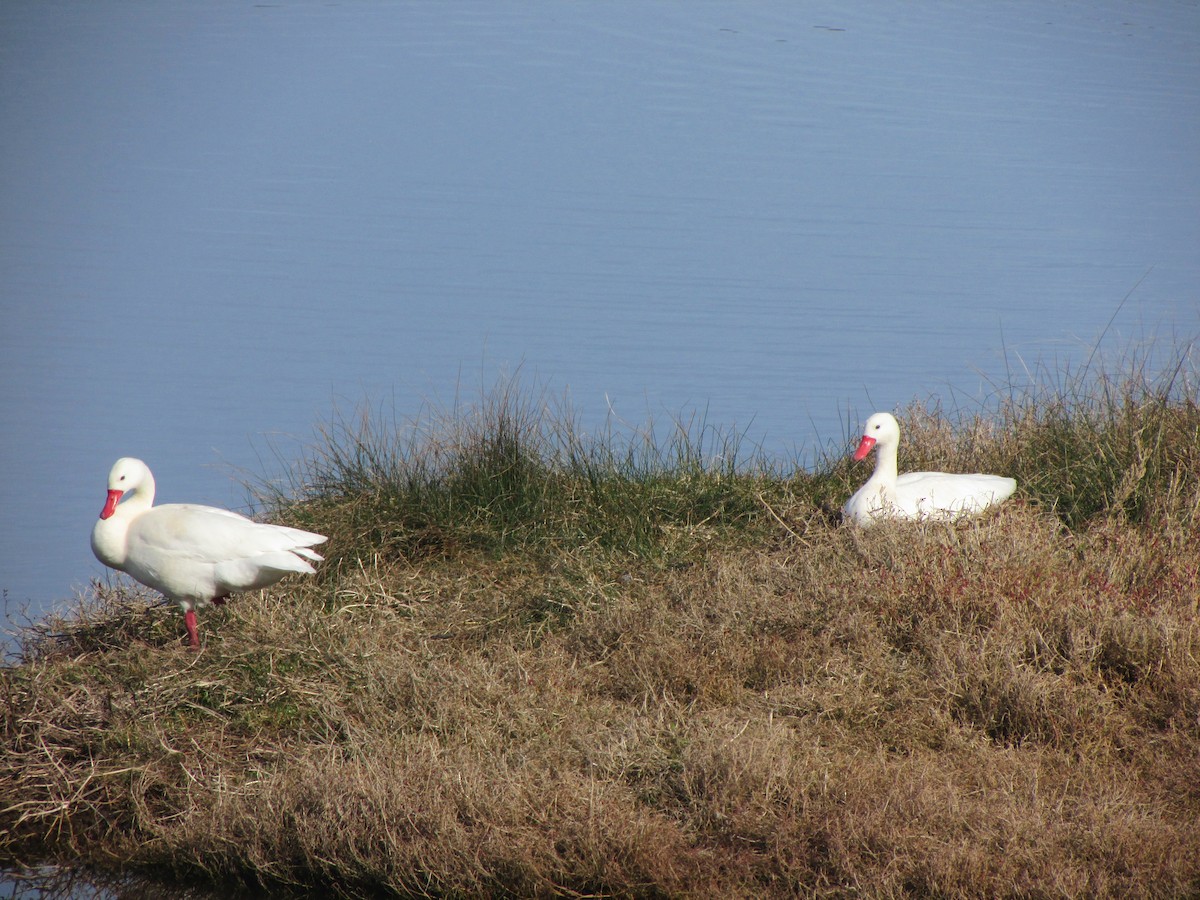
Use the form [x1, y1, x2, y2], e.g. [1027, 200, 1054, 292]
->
[184, 610, 200, 648]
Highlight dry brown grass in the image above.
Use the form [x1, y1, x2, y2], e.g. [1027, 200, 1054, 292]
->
[3, 361, 1199, 897]
[4, 500, 1199, 897]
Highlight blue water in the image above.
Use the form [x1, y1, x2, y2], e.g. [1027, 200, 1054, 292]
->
[1, 1, 1198, 644]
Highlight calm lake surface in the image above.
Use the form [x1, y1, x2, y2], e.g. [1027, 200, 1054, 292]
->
[2, 1, 1198, 648]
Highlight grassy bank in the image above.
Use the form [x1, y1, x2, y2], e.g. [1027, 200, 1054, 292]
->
[3, 348, 1199, 897]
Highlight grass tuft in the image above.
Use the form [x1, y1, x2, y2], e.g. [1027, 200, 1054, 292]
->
[896, 340, 1200, 529]
[262, 377, 802, 574]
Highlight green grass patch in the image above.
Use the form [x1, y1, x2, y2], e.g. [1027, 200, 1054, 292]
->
[264, 378, 808, 572]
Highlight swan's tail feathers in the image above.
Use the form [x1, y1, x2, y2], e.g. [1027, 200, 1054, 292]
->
[275, 525, 328, 548]
[293, 547, 325, 564]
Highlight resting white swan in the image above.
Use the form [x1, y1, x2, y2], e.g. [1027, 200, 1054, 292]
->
[842, 412, 1016, 526]
[91, 457, 327, 647]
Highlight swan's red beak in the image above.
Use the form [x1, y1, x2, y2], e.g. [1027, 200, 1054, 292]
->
[852, 435, 877, 462]
[99, 489, 123, 520]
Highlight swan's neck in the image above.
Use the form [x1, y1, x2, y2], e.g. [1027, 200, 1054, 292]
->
[116, 473, 156, 518]
[868, 439, 900, 496]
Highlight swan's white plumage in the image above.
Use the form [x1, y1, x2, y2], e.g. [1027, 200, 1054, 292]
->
[842, 413, 1016, 526]
[91, 457, 327, 646]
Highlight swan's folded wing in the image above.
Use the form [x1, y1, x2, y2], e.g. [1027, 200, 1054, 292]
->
[129, 504, 326, 565]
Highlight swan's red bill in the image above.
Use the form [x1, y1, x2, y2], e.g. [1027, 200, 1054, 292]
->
[853, 435, 877, 461]
[99, 489, 123, 520]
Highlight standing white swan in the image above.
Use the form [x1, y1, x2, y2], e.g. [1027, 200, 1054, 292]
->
[842, 413, 1016, 526]
[91, 457, 328, 648]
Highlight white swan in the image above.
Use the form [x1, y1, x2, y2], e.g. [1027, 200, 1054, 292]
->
[91, 457, 327, 648]
[842, 412, 1016, 526]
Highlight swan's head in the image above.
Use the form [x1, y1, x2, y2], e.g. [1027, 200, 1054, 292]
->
[100, 457, 153, 519]
[852, 412, 900, 461]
